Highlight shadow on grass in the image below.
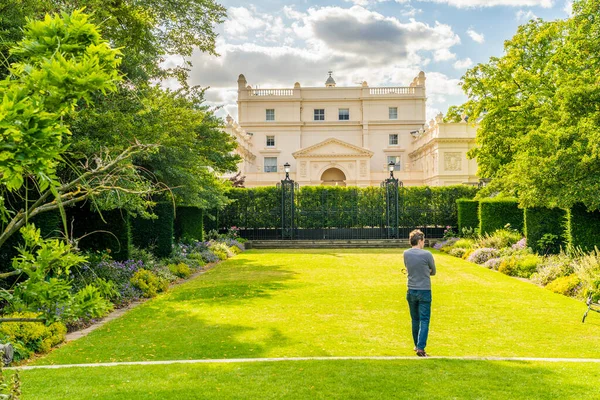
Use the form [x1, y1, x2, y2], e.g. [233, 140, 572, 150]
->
[21, 359, 600, 400]
[165, 257, 299, 305]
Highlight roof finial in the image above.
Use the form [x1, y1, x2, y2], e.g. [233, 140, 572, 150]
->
[325, 71, 336, 87]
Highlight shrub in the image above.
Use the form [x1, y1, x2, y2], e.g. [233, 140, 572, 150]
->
[0, 312, 66, 361]
[168, 263, 192, 279]
[175, 206, 204, 242]
[457, 199, 479, 234]
[209, 241, 233, 260]
[524, 207, 567, 255]
[462, 249, 475, 260]
[130, 269, 169, 298]
[546, 275, 581, 296]
[484, 257, 502, 270]
[131, 203, 174, 258]
[453, 239, 476, 249]
[449, 248, 466, 258]
[201, 250, 219, 264]
[221, 238, 245, 251]
[479, 198, 523, 235]
[565, 204, 600, 252]
[498, 255, 540, 278]
[467, 248, 498, 264]
[477, 229, 522, 249]
[571, 248, 600, 301]
[433, 237, 459, 250]
[530, 253, 573, 286]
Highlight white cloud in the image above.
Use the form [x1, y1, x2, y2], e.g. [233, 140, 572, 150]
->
[563, 0, 573, 15]
[224, 7, 266, 37]
[453, 58, 473, 69]
[516, 9, 537, 21]
[467, 29, 485, 44]
[434, 49, 456, 61]
[189, 5, 466, 120]
[416, 0, 553, 7]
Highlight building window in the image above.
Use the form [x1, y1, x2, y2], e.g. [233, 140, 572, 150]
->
[388, 156, 401, 171]
[338, 108, 349, 120]
[266, 135, 275, 147]
[314, 109, 325, 121]
[389, 107, 398, 120]
[264, 157, 277, 173]
[389, 134, 399, 146]
[266, 109, 275, 121]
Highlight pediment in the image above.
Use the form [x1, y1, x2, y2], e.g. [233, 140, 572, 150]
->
[292, 138, 374, 158]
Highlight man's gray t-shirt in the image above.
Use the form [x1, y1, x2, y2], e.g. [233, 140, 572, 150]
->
[403, 248, 436, 290]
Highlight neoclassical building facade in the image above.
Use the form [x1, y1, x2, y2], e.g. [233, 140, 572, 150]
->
[226, 72, 478, 187]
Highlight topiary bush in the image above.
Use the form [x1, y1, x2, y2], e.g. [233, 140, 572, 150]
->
[131, 203, 174, 258]
[545, 274, 581, 296]
[0, 312, 66, 362]
[565, 203, 600, 252]
[68, 206, 132, 261]
[524, 207, 567, 255]
[479, 198, 523, 235]
[175, 207, 203, 242]
[130, 269, 169, 298]
[457, 199, 479, 235]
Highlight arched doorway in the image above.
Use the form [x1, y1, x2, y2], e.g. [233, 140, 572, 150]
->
[321, 168, 346, 186]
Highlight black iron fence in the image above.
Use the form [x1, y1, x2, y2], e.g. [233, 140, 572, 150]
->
[204, 184, 477, 241]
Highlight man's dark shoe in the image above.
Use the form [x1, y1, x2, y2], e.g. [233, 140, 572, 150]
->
[416, 350, 429, 357]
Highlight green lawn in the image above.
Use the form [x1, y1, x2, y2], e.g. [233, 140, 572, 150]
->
[18, 249, 600, 398]
[20, 360, 600, 399]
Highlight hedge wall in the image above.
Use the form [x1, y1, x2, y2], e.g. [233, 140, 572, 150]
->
[524, 207, 567, 255]
[131, 203, 174, 258]
[565, 203, 600, 252]
[204, 185, 478, 230]
[456, 199, 479, 234]
[175, 206, 203, 242]
[68, 206, 131, 261]
[479, 198, 523, 235]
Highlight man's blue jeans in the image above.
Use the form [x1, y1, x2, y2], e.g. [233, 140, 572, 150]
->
[406, 289, 432, 351]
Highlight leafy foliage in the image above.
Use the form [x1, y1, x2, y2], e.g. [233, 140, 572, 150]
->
[565, 204, 600, 252]
[0, 311, 66, 361]
[449, 0, 600, 211]
[130, 269, 168, 298]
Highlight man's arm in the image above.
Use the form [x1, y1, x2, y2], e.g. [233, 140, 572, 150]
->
[428, 252, 436, 276]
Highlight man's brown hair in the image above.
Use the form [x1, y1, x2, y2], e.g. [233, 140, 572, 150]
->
[409, 229, 425, 246]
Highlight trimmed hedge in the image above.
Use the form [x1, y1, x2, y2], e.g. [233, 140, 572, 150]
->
[205, 185, 478, 230]
[175, 206, 204, 242]
[457, 199, 479, 234]
[524, 207, 567, 255]
[479, 198, 523, 235]
[565, 203, 600, 252]
[68, 206, 131, 261]
[131, 203, 174, 258]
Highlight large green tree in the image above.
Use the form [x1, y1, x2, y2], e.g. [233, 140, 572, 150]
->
[448, 0, 600, 211]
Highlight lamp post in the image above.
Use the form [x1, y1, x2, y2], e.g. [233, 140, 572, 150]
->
[277, 162, 296, 240]
[381, 161, 402, 239]
[388, 161, 395, 179]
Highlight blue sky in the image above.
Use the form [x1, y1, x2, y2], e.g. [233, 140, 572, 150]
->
[174, 0, 573, 121]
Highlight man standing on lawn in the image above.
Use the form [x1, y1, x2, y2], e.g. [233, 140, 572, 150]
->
[403, 229, 436, 357]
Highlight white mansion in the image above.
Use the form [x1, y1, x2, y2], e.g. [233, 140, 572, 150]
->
[226, 72, 478, 187]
